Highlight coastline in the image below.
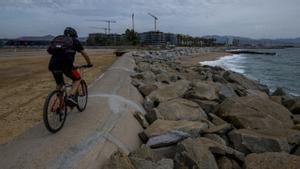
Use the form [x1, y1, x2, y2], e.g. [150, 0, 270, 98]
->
[176, 51, 232, 65]
[107, 49, 300, 169]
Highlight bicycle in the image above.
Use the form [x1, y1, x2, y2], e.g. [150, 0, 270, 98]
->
[43, 65, 90, 133]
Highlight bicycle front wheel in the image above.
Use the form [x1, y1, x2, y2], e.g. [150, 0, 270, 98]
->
[43, 90, 67, 133]
[77, 80, 88, 112]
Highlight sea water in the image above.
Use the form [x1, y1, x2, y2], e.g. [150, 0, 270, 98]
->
[200, 48, 300, 96]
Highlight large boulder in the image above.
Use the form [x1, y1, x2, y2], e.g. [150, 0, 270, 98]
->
[175, 138, 219, 169]
[102, 151, 135, 169]
[244, 152, 300, 169]
[218, 85, 238, 100]
[148, 80, 191, 103]
[143, 119, 208, 139]
[245, 89, 269, 99]
[217, 96, 294, 129]
[192, 99, 219, 113]
[130, 157, 174, 169]
[194, 138, 245, 162]
[204, 123, 234, 135]
[138, 84, 158, 97]
[132, 71, 156, 84]
[293, 114, 300, 124]
[204, 134, 227, 146]
[223, 71, 268, 93]
[136, 61, 151, 72]
[228, 129, 300, 154]
[185, 81, 219, 101]
[290, 99, 300, 114]
[175, 138, 245, 169]
[130, 145, 159, 162]
[208, 113, 228, 126]
[217, 156, 241, 169]
[156, 98, 208, 121]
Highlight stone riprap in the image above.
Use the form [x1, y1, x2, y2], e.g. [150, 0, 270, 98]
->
[103, 49, 300, 169]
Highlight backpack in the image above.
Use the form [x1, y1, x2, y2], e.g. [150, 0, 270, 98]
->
[47, 35, 75, 55]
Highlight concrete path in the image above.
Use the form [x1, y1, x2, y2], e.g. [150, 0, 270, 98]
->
[0, 53, 145, 169]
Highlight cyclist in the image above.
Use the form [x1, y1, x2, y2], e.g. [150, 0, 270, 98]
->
[47, 27, 92, 106]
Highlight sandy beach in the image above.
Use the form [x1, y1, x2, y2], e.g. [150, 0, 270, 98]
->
[0, 49, 117, 144]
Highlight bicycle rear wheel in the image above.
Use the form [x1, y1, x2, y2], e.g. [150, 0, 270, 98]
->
[43, 90, 67, 133]
[77, 80, 88, 112]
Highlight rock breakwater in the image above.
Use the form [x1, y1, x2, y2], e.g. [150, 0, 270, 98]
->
[102, 49, 300, 169]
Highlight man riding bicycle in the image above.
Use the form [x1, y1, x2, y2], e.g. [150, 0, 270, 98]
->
[47, 27, 92, 106]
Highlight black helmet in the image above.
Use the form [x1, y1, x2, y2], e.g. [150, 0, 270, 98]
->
[64, 27, 78, 38]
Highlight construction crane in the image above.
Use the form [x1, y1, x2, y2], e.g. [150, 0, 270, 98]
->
[87, 19, 116, 34]
[148, 13, 158, 31]
[89, 26, 110, 34]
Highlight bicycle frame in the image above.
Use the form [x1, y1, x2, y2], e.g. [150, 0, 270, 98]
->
[49, 65, 88, 112]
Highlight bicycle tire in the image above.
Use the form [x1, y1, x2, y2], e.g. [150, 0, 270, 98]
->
[76, 80, 88, 112]
[43, 90, 67, 133]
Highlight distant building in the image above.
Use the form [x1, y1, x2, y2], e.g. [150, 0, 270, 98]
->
[164, 33, 177, 46]
[5, 35, 54, 46]
[139, 31, 165, 45]
[232, 39, 240, 46]
[87, 33, 121, 45]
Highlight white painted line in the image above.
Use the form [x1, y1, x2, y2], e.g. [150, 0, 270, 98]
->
[88, 73, 105, 88]
[108, 67, 135, 73]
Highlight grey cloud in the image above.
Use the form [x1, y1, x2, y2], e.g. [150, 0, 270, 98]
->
[1, 0, 300, 38]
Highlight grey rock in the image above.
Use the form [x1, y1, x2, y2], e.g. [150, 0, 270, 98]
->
[292, 146, 300, 156]
[130, 157, 157, 169]
[148, 80, 191, 103]
[217, 96, 294, 129]
[228, 129, 300, 154]
[102, 151, 135, 169]
[146, 130, 190, 148]
[213, 74, 228, 83]
[157, 98, 208, 121]
[151, 146, 177, 159]
[218, 85, 238, 100]
[134, 111, 149, 129]
[272, 87, 288, 96]
[290, 99, 300, 114]
[223, 71, 266, 92]
[185, 81, 219, 101]
[208, 113, 228, 126]
[204, 123, 233, 135]
[245, 89, 269, 99]
[156, 159, 174, 169]
[245, 152, 300, 169]
[194, 137, 245, 162]
[217, 156, 241, 169]
[136, 62, 151, 72]
[175, 138, 219, 169]
[138, 84, 158, 97]
[292, 114, 300, 124]
[130, 145, 159, 162]
[192, 99, 219, 113]
[204, 134, 227, 146]
[143, 119, 208, 139]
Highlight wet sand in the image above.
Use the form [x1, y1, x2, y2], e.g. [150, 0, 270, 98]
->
[0, 49, 117, 144]
[177, 52, 232, 66]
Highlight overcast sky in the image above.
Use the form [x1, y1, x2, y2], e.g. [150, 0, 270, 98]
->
[0, 0, 300, 39]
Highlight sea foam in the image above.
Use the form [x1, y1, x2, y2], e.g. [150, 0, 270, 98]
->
[200, 54, 246, 74]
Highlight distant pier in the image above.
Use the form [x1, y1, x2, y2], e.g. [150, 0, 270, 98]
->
[228, 50, 276, 55]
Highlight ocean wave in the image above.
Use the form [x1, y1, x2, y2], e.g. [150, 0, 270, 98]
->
[200, 54, 246, 74]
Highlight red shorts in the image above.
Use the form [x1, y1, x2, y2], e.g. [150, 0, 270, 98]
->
[51, 68, 81, 85]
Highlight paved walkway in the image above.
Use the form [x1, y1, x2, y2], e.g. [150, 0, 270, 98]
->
[0, 53, 144, 169]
